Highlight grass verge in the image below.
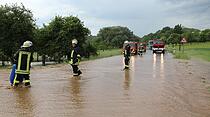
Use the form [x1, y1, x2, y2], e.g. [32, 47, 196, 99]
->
[82, 49, 121, 61]
[174, 51, 190, 60]
[0, 49, 122, 68]
[167, 42, 210, 61]
[208, 86, 210, 92]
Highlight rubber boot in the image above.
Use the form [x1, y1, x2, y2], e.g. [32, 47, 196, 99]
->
[25, 82, 31, 87]
[78, 70, 82, 76]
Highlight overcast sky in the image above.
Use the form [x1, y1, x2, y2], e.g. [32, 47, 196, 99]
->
[1, 0, 210, 36]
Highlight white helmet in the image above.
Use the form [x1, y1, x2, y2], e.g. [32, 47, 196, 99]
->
[72, 39, 78, 44]
[22, 41, 33, 48]
[124, 41, 129, 44]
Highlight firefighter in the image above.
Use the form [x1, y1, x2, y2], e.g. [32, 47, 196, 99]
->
[13, 41, 33, 87]
[138, 43, 144, 56]
[69, 39, 82, 76]
[123, 41, 131, 69]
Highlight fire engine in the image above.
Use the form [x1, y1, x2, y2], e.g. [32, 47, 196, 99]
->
[152, 39, 165, 54]
[123, 41, 138, 55]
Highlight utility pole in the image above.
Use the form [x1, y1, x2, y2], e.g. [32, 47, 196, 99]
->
[179, 34, 181, 51]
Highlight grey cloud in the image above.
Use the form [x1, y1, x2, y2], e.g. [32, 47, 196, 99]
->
[1, 0, 210, 36]
[159, 0, 210, 30]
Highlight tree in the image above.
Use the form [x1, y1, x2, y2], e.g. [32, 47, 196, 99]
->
[82, 41, 97, 58]
[168, 33, 180, 44]
[200, 29, 210, 42]
[142, 33, 155, 42]
[174, 24, 183, 34]
[0, 4, 35, 65]
[183, 32, 193, 42]
[34, 16, 90, 65]
[142, 24, 210, 44]
[47, 16, 65, 63]
[200, 32, 207, 42]
[161, 26, 172, 33]
[97, 26, 138, 48]
[34, 25, 51, 66]
[182, 28, 201, 42]
[61, 16, 90, 58]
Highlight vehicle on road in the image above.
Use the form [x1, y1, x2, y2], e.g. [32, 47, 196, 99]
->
[123, 41, 138, 55]
[138, 42, 146, 56]
[148, 40, 153, 50]
[152, 39, 165, 54]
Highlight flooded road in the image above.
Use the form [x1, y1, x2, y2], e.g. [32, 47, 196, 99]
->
[0, 51, 210, 117]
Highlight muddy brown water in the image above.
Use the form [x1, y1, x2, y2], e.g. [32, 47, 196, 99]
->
[0, 51, 210, 117]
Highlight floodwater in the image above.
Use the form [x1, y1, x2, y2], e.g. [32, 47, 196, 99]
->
[0, 51, 210, 117]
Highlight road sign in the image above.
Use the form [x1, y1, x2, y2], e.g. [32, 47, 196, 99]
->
[181, 38, 187, 43]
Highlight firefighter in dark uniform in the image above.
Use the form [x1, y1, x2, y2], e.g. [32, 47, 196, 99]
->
[13, 41, 33, 87]
[69, 39, 82, 76]
[138, 43, 144, 56]
[123, 41, 131, 69]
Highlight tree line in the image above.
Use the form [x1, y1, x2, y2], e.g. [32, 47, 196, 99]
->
[142, 24, 210, 44]
[0, 4, 138, 66]
[1, 4, 210, 66]
[0, 4, 91, 66]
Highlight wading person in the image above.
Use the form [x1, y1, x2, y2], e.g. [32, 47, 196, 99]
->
[13, 41, 33, 87]
[138, 43, 144, 56]
[69, 39, 82, 76]
[123, 41, 131, 69]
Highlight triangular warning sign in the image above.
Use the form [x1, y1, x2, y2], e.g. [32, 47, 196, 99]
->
[181, 38, 187, 43]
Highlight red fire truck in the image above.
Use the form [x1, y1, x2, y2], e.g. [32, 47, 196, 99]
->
[123, 41, 138, 55]
[152, 39, 165, 54]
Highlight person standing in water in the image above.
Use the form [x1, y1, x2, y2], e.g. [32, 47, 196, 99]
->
[69, 39, 82, 76]
[13, 41, 33, 87]
[123, 41, 131, 69]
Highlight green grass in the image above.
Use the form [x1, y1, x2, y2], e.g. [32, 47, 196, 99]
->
[167, 42, 210, 61]
[174, 51, 190, 60]
[82, 49, 121, 61]
[1, 49, 121, 68]
[0, 65, 11, 70]
[208, 86, 210, 93]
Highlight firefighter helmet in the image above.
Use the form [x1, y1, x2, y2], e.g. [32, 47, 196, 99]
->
[72, 39, 78, 44]
[22, 41, 33, 48]
[124, 41, 129, 44]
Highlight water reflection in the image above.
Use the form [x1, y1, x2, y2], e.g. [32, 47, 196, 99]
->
[153, 53, 165, 79]
[123, 69, 132, 103]
[124, 70, 131, 90]
[160, 54, 165, 79]
[14, 88, 34, 117]
[153, 53, 157, 78]
[70, 76, 84, 109]
[130, 56, 136, 69]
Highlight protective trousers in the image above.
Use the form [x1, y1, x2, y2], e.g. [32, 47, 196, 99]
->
[71, 65, 81, 75]
[124, 56, 130, 68]
[14, 74, 30, 86]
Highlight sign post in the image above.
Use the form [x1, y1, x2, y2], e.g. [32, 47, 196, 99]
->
[180, 38, 187, 52]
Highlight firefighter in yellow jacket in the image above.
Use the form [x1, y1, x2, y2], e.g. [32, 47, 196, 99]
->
[13, 41, 33, 87]
[123, 41, 131, 69]
[69, 39, 82, 76]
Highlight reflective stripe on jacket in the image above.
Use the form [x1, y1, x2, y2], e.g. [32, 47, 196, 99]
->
[15, 51, 32, 74]
[69, 46, 81, 65]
